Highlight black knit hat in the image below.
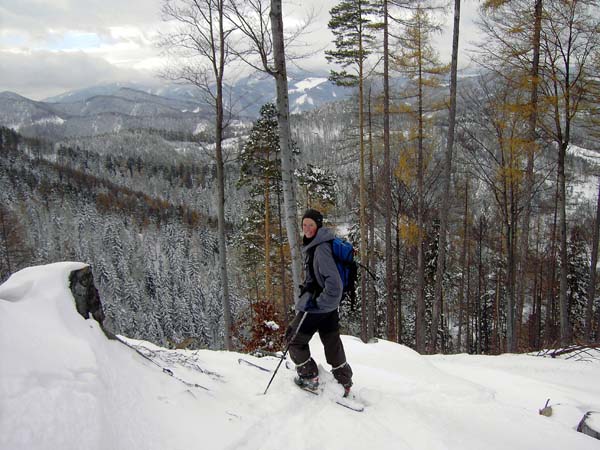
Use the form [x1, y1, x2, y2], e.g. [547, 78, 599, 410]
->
[302, 208, 323, 228]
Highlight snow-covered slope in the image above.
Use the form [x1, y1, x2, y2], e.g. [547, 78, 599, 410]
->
[1, 263, 599, 450]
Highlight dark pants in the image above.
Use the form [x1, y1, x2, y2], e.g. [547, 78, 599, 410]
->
[287, 310, 353, 387]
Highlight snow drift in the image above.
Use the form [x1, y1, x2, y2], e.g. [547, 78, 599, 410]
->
[1, 262, 599, 450]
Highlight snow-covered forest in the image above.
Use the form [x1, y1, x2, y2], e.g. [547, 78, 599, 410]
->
[2, 0, 600, 356]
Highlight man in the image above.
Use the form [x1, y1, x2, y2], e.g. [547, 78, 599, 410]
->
[286, 209, 353, 396]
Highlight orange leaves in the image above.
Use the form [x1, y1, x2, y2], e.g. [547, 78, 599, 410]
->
[398, 216, 422, 248]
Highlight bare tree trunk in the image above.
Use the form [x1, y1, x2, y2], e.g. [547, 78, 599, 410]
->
[215, 1, 233, 350]
[358, 21, 368, 344]
[430, 0, 460, 354]
[396, 209, 403, 343]
[216, 87, 233, 350]
[516, 0, 543, 350]
[558, 141, 571, 345]
[415, 60, 426, 354]
[505, 213, 516, 352]
[270, 0, 302, 302]
[534, 218, 543, 349]
[476, 216, 485, 354]
[457, 177, 469, 352]
[545, 180, 559, 346]
[264, 175, 272, 303]
[367, 86, 376, 339]
[0, 207, 13, 277]
[585, 177, 600, 340]
[383, 0, 395, 343]
[276, 185, 289, 328]
[494, 261, 502, 354]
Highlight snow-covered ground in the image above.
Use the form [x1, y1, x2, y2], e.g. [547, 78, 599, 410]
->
[1, 262, 599, 450]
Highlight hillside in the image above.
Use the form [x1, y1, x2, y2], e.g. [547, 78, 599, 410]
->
[1, 263, 599, 450]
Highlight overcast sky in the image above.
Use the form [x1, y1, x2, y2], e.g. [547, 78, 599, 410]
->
[0, 0, 482, 100]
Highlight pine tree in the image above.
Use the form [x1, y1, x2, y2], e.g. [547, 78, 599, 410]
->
[295, 164, 337, 211]
[326, 0, 382, 342]
[238, 104, 284, 309]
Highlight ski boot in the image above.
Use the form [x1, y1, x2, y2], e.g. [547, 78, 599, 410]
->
[294, 375, 319, 392]
[343, 385, 352, 398]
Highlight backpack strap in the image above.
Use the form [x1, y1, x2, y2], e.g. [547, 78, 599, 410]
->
[303, 244, 324, 298]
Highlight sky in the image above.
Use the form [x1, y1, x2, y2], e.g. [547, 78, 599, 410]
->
[1, 261, 600, 450]
[0, 0, 481, 101]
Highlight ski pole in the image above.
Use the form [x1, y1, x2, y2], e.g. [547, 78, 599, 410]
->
[263, 311, 308, 395]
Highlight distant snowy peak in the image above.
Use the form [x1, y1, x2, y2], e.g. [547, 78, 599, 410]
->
[290, 77, 328, 94]
[288, 76, 348, 114]
[0, 72, 349, 138]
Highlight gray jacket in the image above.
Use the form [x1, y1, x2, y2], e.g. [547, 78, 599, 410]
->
[296, 227, 343, 313]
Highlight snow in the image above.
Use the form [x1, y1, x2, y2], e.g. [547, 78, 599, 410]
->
[292, 77, 328, 93]
[567, 145, 600, 205]
[295, 94, 314, 106]
[569, 144, 600, 167]
[35, 116, 65, 126]
[264, 320, 280, 331]
[194, 121, 208, 135]
[588, 412, 600, 430]
[2, 262, 600, 450]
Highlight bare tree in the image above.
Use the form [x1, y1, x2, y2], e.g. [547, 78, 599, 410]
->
[586, 178, 600, 341]
[383, 0, 396, 342]
[226, 0, 311, 302]
[160, 0, 234, 350]
[515, 0, 543, 352]
[430, 0, 461, 354]
[476, 0, 545, 352]
[538, 0, 599, 345]
[393, 5, 448, 353]
[584, 49, 600, 341]
[0, 204, 32, 283]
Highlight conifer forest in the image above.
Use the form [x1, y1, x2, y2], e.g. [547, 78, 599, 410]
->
[1, 0, 600, 355]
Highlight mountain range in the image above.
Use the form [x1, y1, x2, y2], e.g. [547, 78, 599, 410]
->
[0, 71, 349, 140]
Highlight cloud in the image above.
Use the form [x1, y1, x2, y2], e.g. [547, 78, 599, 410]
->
[0, 50, 158, 100]
[0, 0, 163, 32]
[0, 0, 484, 100]
[0, 0, 166, 99]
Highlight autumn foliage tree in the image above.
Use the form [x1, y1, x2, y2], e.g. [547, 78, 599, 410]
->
[392, 4, 448, 353]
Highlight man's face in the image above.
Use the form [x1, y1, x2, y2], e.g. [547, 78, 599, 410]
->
[302, 218, 318, 239]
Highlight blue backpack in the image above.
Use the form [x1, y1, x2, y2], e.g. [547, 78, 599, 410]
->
[331, 237, 358, 309]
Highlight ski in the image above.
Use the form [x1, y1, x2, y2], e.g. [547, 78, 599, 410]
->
[238, 358, 272, 373]
[335, 393, 365, 412]
[295, 383, 364, 412]
[240, 358, 364, 411]
[293, 378, 364, 412]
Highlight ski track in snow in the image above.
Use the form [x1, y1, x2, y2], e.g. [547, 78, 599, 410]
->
[1, 262, 600, 450]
